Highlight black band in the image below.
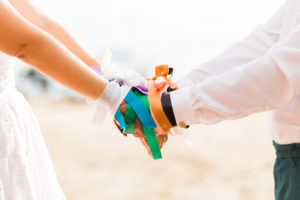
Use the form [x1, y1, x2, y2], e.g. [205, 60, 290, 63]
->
[168, 67, 174, 76]
[161, 94, 177, 127]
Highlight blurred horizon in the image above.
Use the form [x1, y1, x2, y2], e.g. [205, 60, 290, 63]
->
[14, 0, 284, 99]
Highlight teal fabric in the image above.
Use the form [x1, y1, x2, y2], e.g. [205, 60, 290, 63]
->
[115, 89, 162, 159]
[123, 104, 136, 134]
[135, 90, 162, 159]
[114, 109, 127, 130]
[273, 141, 300, 200]
[124, 90, 156, 128]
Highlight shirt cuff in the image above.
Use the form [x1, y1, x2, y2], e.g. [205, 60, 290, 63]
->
[170, 87, 197, 125]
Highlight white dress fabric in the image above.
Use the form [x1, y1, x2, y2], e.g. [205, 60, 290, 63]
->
[0, 52, 65, 200]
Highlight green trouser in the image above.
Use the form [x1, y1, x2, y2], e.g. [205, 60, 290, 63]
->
[273, 141, 300, 200]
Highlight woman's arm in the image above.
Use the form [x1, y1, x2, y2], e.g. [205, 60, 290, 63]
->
[0, 0, 106, 99]
[8, 0, 101, 68]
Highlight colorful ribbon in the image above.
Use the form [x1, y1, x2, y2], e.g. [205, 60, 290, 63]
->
[148, 83, 173, 131]
[114, 89, 162, 160]
[112, 65, 179, 159]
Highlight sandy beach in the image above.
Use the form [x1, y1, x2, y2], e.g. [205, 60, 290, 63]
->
[31, 100, 275, 200]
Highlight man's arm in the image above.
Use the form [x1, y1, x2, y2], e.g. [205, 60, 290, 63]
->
[168, 20, 300, 125]
[8, 0, 101, 68]
[176, 2, 287, 88]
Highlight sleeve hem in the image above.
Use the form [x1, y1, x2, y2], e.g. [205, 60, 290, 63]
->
[170, 87, 197, 125]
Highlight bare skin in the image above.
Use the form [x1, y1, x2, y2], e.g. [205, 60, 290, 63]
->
[0, 0, 168, 156]
[119, 101, 169, 155]
[8, 0, 101, 68]
[0, 0, 105, 99]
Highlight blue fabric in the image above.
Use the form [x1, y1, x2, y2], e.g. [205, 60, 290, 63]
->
[114, 109, 127, 130]
[124, 90, 157, 128]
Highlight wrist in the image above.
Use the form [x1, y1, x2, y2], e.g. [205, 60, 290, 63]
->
[97, 81, 130, 113]
[169, 87, 196, 125]
[161, 94, 177, 127]
[89, 58, 101, 69]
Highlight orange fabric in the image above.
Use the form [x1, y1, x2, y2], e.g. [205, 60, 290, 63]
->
[154, 65, 170, 77]
[147, 65, 179, 131]
[152, 65, 178, 90]
[148, 82, 173, 131]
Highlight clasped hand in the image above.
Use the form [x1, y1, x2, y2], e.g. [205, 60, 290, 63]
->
[116, 69, 186, 158]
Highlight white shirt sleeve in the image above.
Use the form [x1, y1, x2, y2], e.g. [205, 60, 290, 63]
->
[176, 2, 287, 88]
[171, 21, 300, 125]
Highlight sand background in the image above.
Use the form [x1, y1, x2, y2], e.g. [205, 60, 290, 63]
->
[31, 100, 275, 200]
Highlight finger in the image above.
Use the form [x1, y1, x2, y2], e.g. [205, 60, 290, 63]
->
[178, 122, 187, 128]
[170, 127, 179, 136]
[118, 101, 128, 115]
[153, 78, 167, 91]
[140, 138, 152, 157]
[133, 118, 146, 138]
[157, 135, 168, 149]
[133, 129, 144, 138]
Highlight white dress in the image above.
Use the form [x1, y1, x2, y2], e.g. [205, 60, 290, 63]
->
[0, 52, 66, 200]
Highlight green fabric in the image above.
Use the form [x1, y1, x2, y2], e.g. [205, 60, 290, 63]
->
[124, 90, 156, 128]
[134, 90, 162, 160]
[119, 89, 162, 159]
[273, 141, 300, 200]
[143, 127, 162, 159]
[123, 104, 136, 134]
